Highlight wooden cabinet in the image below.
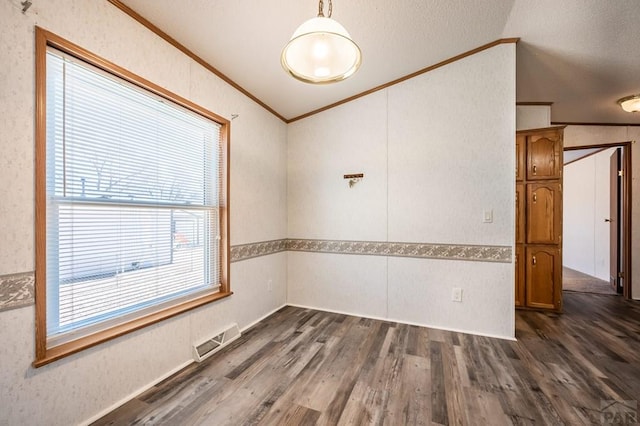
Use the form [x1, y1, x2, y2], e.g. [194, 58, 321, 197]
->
[527, 130, 562, 180]
[516, 135, 525, 181]
[526, 182, 562, 245]
[525, 246, 562, 310]
[515, 126, 564, 312]
[515, 245, 525, 307]
[516, 183, 525, 244]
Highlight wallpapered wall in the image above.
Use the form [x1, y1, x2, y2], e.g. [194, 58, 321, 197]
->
[286, 44, 516, 339]
[0, 1, 287, 424]
[0, 0, 522, 424]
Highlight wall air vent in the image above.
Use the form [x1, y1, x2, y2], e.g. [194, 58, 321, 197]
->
[192, 323, 241, 362]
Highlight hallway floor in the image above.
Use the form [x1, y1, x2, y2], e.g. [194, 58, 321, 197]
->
[563, 267, 618, 295]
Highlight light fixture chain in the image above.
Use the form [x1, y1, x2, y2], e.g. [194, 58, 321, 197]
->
[317, 0, 332, 18]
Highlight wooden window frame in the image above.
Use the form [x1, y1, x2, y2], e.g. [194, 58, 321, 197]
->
[34, 27, 231, 367]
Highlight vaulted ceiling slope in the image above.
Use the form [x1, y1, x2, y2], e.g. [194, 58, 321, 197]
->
[116, 0, 640, 124]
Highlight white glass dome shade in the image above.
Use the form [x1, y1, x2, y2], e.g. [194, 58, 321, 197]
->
[281, 16, 362, 84]
[618, 94, 640, 113]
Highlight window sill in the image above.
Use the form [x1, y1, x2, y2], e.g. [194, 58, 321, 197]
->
[33, 290, 233, 368]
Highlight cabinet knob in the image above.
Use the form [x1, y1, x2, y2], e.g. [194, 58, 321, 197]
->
[532, 256, 537, 266]
[532, 165, 537, 175]
[533, 192, 537, 202]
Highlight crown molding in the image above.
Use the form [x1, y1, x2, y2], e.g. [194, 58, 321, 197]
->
[287, 38, 520, 123]
[107, 2, 519, 125]
[107, 0, 287, 122]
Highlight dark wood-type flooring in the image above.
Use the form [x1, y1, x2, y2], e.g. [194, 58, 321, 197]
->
[563, 267, 618, 295]
[95, 292, 640, 425]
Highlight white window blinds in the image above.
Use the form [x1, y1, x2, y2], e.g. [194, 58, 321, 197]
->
[45, 48, 222, 339]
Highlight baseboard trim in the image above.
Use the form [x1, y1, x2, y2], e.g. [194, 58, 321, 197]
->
[285, 303, 516, 341]
[239, 304, 288, 333]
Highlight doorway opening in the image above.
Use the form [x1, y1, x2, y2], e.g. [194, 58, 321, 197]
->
[563, 141, 632, 299]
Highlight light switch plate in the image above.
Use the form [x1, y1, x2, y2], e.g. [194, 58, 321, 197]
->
[452, 288, 463, 302]
[483, 209, 493, 223]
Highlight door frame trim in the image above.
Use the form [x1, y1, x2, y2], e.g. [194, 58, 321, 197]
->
[564, 141, 633, 299]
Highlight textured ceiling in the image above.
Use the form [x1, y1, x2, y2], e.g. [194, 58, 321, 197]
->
[504, 0, 640, 125]
[117, 0, 640, 124]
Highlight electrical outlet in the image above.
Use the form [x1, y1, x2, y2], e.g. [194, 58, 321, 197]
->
[452, 287, 463, 302]
[267, 279, 273, 292]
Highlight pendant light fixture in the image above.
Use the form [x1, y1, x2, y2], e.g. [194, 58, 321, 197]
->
[281, 0, 361, 84]
[617, 94, 640, 113]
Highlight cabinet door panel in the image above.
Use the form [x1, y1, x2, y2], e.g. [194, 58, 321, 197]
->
[526, 183, 562, 244]
[515, 245, 525, 307]
[526, 246, 561, 310]
[527, 132, 562, 180]
[516, 183, 525, 244]
[516, 135, 525, 181]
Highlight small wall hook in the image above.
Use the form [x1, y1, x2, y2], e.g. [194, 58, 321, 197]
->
[231, 114, 239, 120]
[21, 0, 32, 13]
[344, 173, 364, 188]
